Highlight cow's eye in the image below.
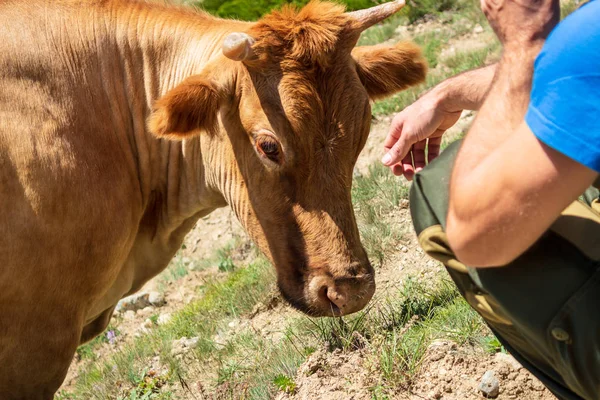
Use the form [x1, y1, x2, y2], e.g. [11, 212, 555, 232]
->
[256, 136, 281, 163]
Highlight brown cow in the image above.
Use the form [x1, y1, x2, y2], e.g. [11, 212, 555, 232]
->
[0, 0, 425, 397]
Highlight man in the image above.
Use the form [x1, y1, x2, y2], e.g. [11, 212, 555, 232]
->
[382, 0, 600, 398]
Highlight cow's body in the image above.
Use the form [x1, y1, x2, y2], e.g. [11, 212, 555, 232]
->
[1, 2, 242, 395]
[0, 0, 426, 397]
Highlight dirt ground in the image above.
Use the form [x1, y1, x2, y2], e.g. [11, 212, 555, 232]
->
[278, 341, 556, 400]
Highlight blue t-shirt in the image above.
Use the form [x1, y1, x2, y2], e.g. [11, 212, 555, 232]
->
[525, 0, 600, 172]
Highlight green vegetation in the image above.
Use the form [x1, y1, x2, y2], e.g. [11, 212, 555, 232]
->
[76, 325, 121, 361]
[194, 0, 484, 24]
[358, 13, 407, 46]
[352, 163, 409, 265]
[157, 253, 190, 289]
[196, 0, 378, 21]
[70, 258, 275, 399]
[401, 0, 460, 23]
[273, 375, 297, 394]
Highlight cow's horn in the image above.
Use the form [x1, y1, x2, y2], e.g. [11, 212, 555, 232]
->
[347, 0, 406, 32]
[222, 32, 255, 61]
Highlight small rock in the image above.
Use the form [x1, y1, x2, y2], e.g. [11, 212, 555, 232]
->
[494, 352, 522, 371]
[135, 319, 154, 337]
[157, 313, 172, 326]
[515, 373, 528, 384]
[213, 333, 228, 350]
[427, 388, 442, 399]
[137, 306, 154, 317]
[123, 310, 136, 321]
[148, 291, 166, 307]
[116, 292, 151, 312]
[171, 337, 200, 356]
[473, 24, 484, 34]
[479, 370, 500, 398]
[530, 379, 546, 391]
[228, 320, 239, 329]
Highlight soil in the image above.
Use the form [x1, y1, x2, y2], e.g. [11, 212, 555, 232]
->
[279, 341, 556, 400]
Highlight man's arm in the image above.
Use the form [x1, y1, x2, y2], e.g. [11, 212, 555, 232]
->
[446, 0, 597, 267]
[382, 64, 497, 179]
[431, 63, 497, 111]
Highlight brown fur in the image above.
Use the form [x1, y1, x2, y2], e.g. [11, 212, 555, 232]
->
[248, 1, 357, 69]
[353, 41, 428, 99]
[148, 76, 223, 138]
[0, 0, 426, 398]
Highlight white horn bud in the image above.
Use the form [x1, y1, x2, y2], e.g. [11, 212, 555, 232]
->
[222, 32, 255, 61]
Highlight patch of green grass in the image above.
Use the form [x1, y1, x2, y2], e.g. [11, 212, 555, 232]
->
[413, 33, 444, 68]
[156, 252, 192, 292]
[55, 391, 76, 400]
[400, 0, 463, 23]
[211, 331, 306, 399]
[352, 163, 410, 265]
[76, 325, 121, 361]
[273, 375, 297, 394]
[192, 238, 251, 272]
[161, 255, 189, 282]
[217, 248, 236, 272]
[481, 335, 507, 354]
[358, 14, 407, 46]
[371, 281, 486, 385]
[444, 42, 501, 74]
[117, 369, 171, 400]
[71, 257, 275, 399]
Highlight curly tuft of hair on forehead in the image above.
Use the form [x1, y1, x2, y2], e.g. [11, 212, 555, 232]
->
[248, 1, 359, 69]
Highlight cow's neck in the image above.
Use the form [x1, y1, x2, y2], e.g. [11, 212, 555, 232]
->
[109, 3, 248, 239]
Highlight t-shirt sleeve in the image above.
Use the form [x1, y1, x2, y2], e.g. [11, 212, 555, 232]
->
[525, 0, 600, 172]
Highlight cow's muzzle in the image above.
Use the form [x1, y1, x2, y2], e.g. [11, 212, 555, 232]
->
[306, 270, 376, 317]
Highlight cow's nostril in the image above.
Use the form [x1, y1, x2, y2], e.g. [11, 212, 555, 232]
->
[319, 285, 341, 315]
[308, 274, 375, 317]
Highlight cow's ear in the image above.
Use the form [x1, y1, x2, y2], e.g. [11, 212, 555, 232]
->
[148, 76, 223, 140]
[352, 41, 427, 100]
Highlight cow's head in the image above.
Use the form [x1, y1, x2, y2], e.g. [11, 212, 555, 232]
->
[149, 0, 426, 316]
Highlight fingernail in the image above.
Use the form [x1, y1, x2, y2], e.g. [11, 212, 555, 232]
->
[381, 154, 392, 165]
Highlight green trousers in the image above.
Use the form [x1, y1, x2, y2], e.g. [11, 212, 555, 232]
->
[410, 141, 600, 400]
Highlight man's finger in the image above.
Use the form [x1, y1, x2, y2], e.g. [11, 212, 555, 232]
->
[382, 136, 411, 166]
[402, 152, 415, 180]
[412, 140, 427, 172]
[383, 117, 404, 149]
[427, 135, 443, 163]
[391, 163, 404, 177]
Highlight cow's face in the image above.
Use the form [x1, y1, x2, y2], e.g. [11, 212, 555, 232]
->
[149, 0, 426, 316]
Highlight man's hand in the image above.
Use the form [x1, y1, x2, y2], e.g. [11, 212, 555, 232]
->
[481, 0, 560, 49]
[382, 92, 461, 180]
[382, 64, 497, 180]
